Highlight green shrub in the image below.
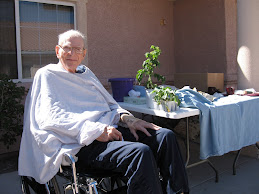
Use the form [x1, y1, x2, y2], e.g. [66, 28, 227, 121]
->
[0, 74, 27, 148]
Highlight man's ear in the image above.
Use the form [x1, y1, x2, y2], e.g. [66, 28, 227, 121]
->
[55, 45, 61, 59]
[82, 49, 87, 58]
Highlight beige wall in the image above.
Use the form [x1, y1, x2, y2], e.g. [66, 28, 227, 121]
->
[173, 0, 237, 89]
[237, 0, 259, 91]
[86, 0, 175, 87]
[224, 0, 238, 88]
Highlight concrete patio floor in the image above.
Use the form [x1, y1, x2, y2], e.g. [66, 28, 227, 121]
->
[186, 142, 259, 194]
[1, 141, 259, 194]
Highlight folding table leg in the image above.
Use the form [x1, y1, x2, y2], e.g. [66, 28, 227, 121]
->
[185, 117, 219, 182]
[233, 149, 242, 175]
[185, 117, 190, 167]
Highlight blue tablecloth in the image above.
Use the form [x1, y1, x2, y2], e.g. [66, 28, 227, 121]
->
[176, 89, 259, 159]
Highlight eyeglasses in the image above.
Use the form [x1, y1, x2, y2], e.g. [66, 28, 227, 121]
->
[58, 45, 85, 54]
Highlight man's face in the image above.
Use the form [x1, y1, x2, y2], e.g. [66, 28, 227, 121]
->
[56, 36, 86, 73]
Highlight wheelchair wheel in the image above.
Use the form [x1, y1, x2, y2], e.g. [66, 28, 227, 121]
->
[48, 176, 61, 194]
[21, 176, 61, 194]
[21, 176, 31, 194]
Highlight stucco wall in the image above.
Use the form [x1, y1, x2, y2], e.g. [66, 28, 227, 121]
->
[173, 0, 237, 89]
[86, 0, 175, 87]
[237, 0, 259, 91]
[224, 0, 238, 88]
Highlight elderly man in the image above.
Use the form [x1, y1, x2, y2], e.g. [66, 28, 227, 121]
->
[19, 30, 189, 194]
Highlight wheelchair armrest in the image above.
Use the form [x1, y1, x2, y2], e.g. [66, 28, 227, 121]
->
[60, 153, 79, 193]
[62, 153, 78, 166]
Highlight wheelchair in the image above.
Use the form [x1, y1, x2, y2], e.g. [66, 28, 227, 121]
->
[20, 153, 127, 194]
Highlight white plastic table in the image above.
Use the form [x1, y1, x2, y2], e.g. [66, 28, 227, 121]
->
[118, 102, 219, 182]
[118, 102, 200, 120]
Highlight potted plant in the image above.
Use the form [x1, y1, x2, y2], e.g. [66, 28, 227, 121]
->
[136, 45, 165, 108]
[151, 86, 181, 112]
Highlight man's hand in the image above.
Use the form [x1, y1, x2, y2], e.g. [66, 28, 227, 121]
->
[96, 126, 122, 142]
[121, 114, 161, 141]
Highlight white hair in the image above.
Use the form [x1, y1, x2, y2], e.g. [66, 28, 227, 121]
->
[58, 29, 86, 47]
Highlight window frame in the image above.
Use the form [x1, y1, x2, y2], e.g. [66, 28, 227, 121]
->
[14, 0, 76, 82]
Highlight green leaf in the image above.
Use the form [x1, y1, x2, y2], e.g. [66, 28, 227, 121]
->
[136, 45, 165, 89]
[0, 74, 27, 148]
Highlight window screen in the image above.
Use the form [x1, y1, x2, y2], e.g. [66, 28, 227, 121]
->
[19, 0, 74, 78]
[0, 0, 18, 79]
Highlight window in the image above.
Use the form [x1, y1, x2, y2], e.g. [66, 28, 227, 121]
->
[0, 0, 75, 80]
[0, 0, 17, 79]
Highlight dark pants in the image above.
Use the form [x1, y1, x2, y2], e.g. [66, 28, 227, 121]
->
[76, 127, 189, 194]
